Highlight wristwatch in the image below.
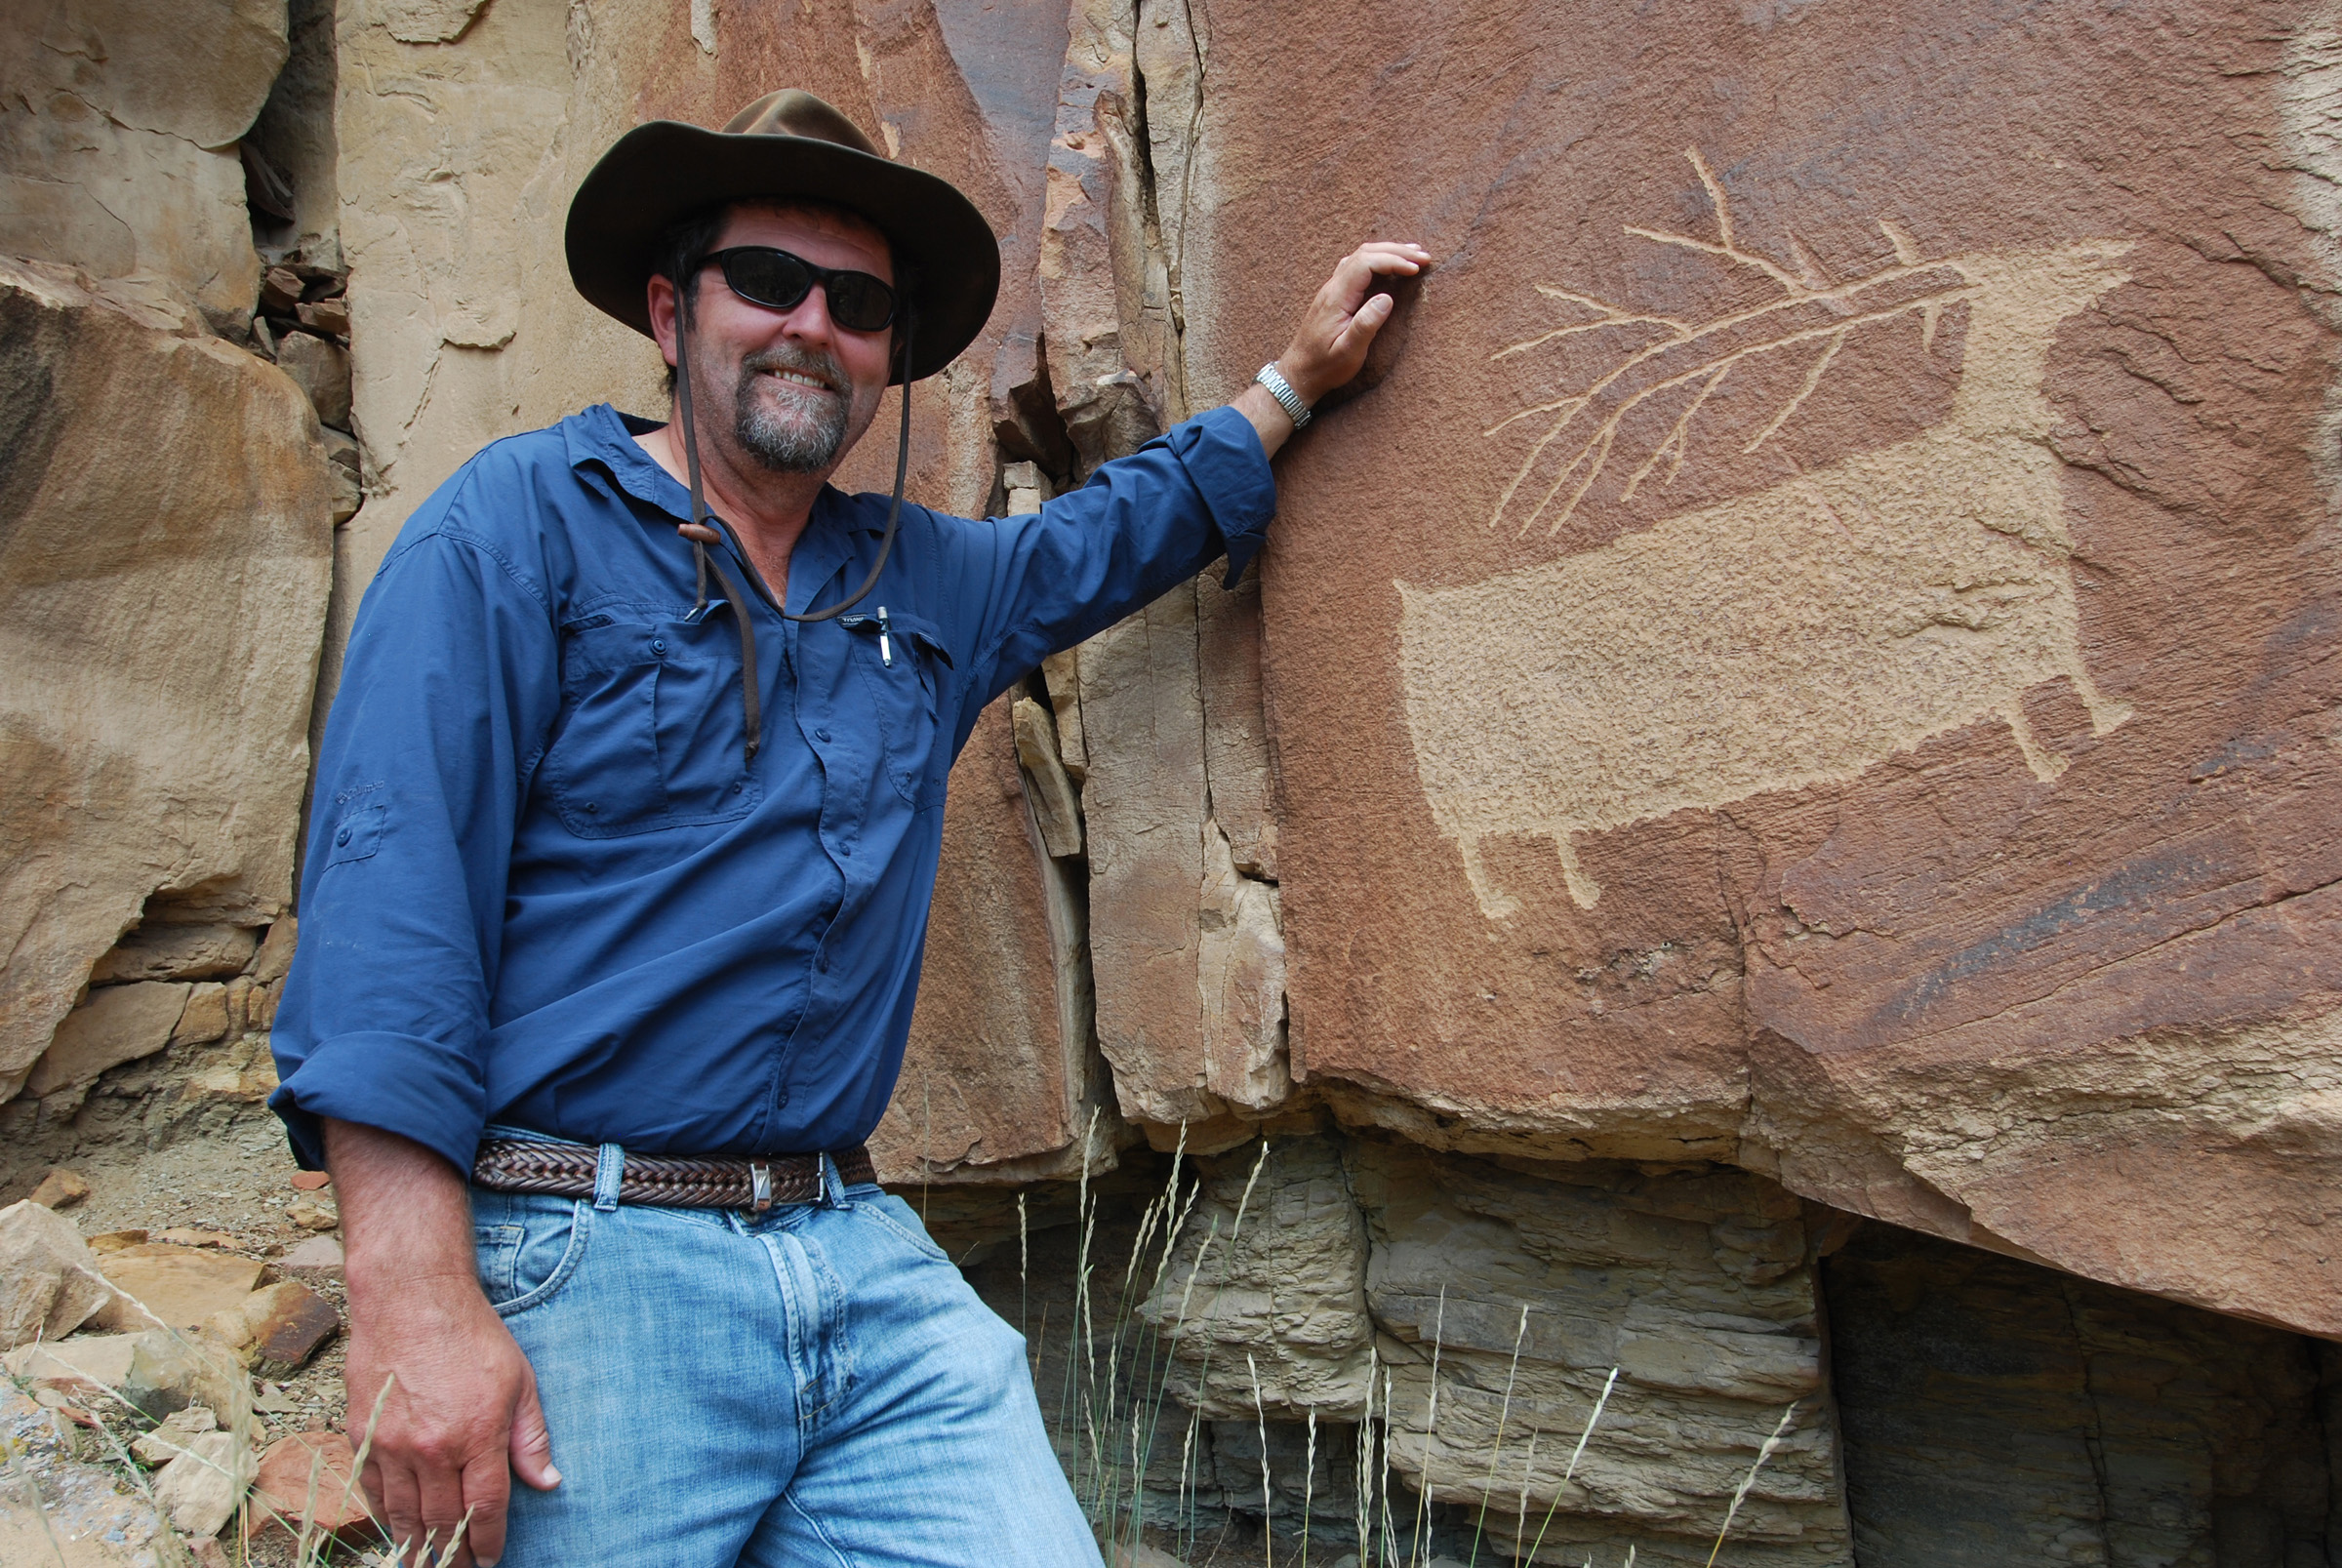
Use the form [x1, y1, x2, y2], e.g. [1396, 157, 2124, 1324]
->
[1255, 362, 1312, 428]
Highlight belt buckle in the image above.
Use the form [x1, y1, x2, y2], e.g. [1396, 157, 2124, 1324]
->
[748, 1161, 773, 1214]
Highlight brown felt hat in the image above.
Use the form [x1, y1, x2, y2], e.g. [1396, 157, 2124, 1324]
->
[565, 90, 999, 383]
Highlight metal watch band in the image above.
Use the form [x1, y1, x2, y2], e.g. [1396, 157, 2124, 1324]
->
[1255, 361, 1312, 428]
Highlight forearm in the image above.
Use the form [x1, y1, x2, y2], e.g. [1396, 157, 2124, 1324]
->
[323, 1118, 555, 1566]
[1232, 379, 1297, 461]
[326, 1118, 479, 1302]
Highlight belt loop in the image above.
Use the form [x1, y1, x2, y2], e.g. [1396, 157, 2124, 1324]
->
[821, 1151, 847, 1208]
[592, 1143, 626, 1212]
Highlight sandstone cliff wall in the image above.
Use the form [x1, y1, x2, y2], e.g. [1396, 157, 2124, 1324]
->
[5, 2, 2342, 1560]
[0, 0, 335, 1120]
[309, 0, 2342, 1345]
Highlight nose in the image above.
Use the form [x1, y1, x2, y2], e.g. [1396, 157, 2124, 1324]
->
[772, 283, 840, 348]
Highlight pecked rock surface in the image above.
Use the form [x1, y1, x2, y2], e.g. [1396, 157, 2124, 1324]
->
[1162, 0, 2342, 1336]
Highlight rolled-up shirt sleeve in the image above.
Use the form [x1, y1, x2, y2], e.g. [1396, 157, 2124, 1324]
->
[269, 497, 561, 1174]
[949, 404, 1277, 714]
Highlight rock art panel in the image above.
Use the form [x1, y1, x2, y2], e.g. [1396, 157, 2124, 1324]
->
[1407, 219, 2134, 913]
[0, 261, 334, 1104]
[1201, 0, 2342, 1334]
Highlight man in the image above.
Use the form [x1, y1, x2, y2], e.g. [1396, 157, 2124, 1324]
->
[271, 89, 1427, 1567]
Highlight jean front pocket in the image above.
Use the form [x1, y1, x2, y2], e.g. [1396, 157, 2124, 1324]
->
[471, 1194, 591, 1314]
[851, 1190, 950, 1264]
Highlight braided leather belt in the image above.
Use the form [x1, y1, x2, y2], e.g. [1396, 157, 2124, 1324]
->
[470, 1138, 876, 1212]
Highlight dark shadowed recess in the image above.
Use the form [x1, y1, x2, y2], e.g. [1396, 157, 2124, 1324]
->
[1824, 1223, 2342, 1568]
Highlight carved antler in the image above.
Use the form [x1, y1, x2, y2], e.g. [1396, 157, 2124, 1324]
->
[1489, 150, 1973, 537]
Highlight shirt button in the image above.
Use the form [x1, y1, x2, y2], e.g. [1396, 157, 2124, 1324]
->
[585, 803, 598, 814]
[816, 954, 830, 974]
[733, 782, 745, 794]
[334, 825, 351, 847]
[815, 728, 832, 743]
[838, 844, 853, 858]
[650, 637, 667, 655]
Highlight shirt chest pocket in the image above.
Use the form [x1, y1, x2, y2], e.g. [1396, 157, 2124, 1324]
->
[545, 615, 761, 838]
[840, 609, 951, 809]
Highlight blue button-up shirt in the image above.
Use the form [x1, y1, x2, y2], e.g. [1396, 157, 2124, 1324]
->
[269, 402, 1274, 1174]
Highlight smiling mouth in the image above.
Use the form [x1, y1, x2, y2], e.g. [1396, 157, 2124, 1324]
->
[763, 369, 840, 396]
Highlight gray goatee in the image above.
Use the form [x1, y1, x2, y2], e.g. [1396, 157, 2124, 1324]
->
[733, 345, 851, 473]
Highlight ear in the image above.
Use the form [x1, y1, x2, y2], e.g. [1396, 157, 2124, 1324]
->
[888, 302, 915, 384]
[647, 272, 682, 373]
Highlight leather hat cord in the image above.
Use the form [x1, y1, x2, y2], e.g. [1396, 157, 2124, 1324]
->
[669, 271, 913, 763]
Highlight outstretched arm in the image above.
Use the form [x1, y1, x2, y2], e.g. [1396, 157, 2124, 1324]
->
[1232, 240, 1433, 456]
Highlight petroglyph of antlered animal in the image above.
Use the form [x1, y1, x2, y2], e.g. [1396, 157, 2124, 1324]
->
[1400, 168, 2133, 916]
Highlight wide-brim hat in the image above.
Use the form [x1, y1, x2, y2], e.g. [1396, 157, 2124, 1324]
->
[566, 89, 999, 383]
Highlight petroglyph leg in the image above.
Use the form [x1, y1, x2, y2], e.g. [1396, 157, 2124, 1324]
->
[2000, 704, 2068, 783]
[2068, 663, 2136, 737]
[1553, 830, 1601, 909]
[1458, 835, 1521, 920]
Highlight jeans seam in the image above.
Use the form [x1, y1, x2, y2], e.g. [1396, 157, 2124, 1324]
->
[782, 1487, 859, 1568]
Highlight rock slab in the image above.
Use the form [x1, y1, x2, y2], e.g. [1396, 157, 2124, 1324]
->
[1, 1386, 182, 1567]
[0, 261, 334, 1104]
[1215, 0, 2342, 1338]
[253, 1430, 376, 1541]
[101, 1246, 266, 1333]
[0, 1199, 116, 1349]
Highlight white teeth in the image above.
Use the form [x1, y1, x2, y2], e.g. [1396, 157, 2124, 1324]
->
[769, 370, 832, 391]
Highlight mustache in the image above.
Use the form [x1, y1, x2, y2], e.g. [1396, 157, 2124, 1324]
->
[740, 344, 847, 395]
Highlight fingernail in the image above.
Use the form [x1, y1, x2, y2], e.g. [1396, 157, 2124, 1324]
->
[546, 1466, 563, 1486]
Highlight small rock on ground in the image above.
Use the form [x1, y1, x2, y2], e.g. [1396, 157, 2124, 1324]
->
[31, 1166, 93, 1209]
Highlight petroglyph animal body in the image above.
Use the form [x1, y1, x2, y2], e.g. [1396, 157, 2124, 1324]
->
[1400, 207, 2135, 916]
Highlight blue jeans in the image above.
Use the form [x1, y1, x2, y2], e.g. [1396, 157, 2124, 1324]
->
[470, 1144, 1101, 1566]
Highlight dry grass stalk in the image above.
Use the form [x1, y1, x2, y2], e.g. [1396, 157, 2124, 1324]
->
[1354, 1344, 1378, 1561]
[1703, 1402, 1797, 1568]
[1467, 1304, 1530, 1568]
[1407, 1285, 1446, 1568]
[1302, 1407, 1316, 1568]
[1523, 1366, 1621, 1564]
[1247, 1352, 1272, 1568]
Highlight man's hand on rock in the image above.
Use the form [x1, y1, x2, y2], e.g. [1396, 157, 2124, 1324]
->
[1235, 240, 1432, 455]
[328, 1121, 559, 1567]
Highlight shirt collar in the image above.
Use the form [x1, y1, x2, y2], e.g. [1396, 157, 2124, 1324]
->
[561, 403, 876, 614]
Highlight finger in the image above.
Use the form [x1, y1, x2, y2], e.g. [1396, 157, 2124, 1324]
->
[377, 1461, 426, 1567]
[507, 1381, 562, 1491]
[1331, 292, 1397, 357]
[418, 1465, 474, 1568]
[462, 1446, 515, 1568]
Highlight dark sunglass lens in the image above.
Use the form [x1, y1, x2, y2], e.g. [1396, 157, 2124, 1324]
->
[825, 272, 897, 332]
[722, 249, 814, 311]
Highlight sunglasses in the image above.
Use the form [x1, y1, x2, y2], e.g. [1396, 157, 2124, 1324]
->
[701, 246, 899, 333]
